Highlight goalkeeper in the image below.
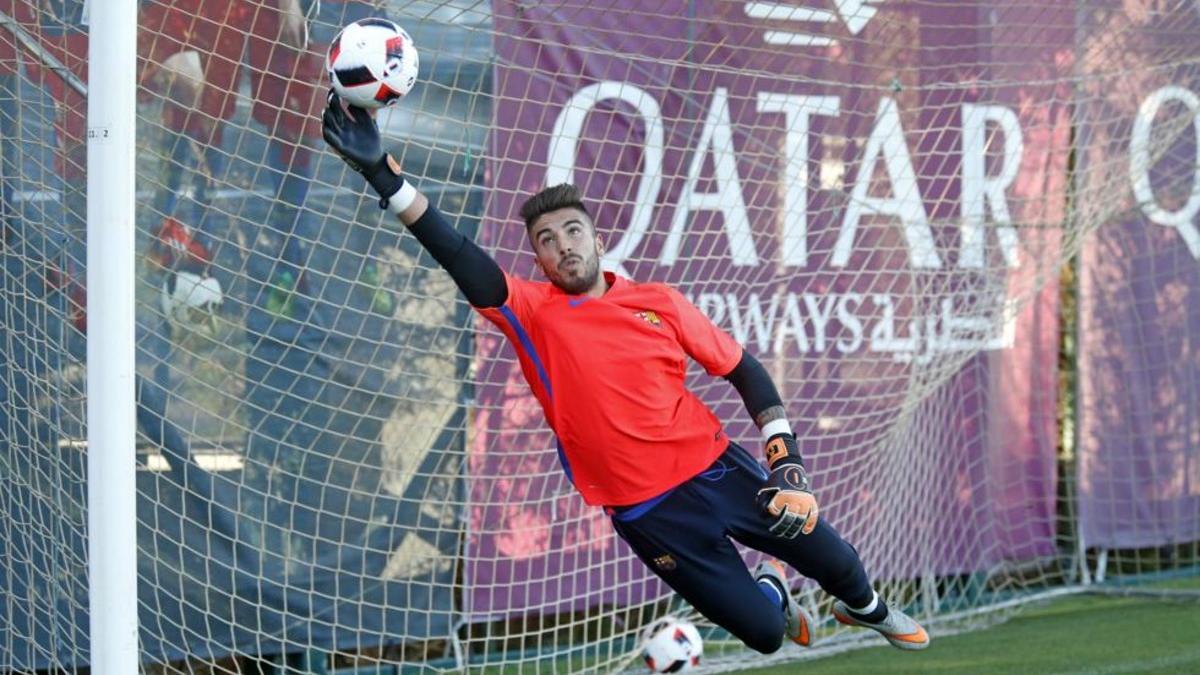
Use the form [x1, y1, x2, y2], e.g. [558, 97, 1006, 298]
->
[322, 94, 929, 654]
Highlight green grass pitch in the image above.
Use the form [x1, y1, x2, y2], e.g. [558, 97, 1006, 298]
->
[738, 591, 1200, 674]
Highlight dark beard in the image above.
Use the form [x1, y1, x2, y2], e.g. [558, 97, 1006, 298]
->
[551, 256, 600, 294]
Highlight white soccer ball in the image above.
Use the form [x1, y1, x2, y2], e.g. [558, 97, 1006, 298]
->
[326, 18, 419, 109]
[641, 617, 703, 673]
[160, 270, 222, 327]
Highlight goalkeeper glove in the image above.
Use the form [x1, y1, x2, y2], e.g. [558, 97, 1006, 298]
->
[756, 433, 819, 538]
[321, 91, 413, 211]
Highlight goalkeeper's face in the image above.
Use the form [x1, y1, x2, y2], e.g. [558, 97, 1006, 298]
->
[529, 208, 605, 295]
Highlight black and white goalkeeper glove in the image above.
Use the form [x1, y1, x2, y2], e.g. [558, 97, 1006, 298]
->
[756, 433, 819, 538]
[321, 90, 414, 212]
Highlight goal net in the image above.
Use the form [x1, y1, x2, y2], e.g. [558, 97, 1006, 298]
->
[0, 0, 1197, 672]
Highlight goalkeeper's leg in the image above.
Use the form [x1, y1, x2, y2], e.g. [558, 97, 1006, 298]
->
[735, 515, 929, 650]
[717, 441, 929, 650]
[608, 468, 807, 654]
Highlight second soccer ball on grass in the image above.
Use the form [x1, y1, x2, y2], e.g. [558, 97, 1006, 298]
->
[641, 616, 703, 673]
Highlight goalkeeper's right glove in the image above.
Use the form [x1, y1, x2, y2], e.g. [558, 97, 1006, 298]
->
[321, 91, 413, 212]
[756, 433, 819, 538]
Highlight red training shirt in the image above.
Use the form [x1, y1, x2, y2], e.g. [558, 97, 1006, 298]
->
[475, 270, 743, 506]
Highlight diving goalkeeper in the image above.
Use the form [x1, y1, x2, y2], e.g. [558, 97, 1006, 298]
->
[322, 94, 930, 653]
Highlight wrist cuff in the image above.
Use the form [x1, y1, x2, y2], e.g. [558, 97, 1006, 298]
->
[365, 153, 405, 207]
[761, 419, 793, 441]
[386, 180, 418, 215]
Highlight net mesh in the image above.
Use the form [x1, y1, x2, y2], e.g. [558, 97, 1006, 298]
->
[0, 0, 1197, 673]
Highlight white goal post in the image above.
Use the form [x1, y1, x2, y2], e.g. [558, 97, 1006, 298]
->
[86, 1, 139, 672]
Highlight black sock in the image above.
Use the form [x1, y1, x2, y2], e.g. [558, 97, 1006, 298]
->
[846, 594, 889, 623]
[844, 590, 892, 624]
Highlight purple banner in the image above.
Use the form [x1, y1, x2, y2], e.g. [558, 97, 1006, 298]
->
[470, 1, 1070, 618]
[1076, 3, 1200, 550]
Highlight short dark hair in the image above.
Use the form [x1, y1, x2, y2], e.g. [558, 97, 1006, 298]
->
[519, 183, 592, 230]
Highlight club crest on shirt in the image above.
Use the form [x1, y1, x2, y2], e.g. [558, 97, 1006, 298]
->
[652, 554, 677, 571]
[634, 310, 662, 327]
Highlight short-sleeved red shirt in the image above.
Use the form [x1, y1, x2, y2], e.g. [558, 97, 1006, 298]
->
[476, 270, 743, 506]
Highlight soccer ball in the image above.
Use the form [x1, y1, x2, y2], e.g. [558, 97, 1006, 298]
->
[160, 270, 222, 328]
[326, 18, 419, 109]
[641, 617, 703, 673]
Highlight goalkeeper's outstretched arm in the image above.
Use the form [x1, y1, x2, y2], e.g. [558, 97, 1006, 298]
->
[723, 350, 820, 538]
[321, 92, 507, 308]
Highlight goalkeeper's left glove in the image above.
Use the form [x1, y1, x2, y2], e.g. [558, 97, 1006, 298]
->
[321, 91, 411, 211]
[756, 433, 819, 538]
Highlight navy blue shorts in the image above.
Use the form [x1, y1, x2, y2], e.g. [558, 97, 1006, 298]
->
[609, 442, 872, 654]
